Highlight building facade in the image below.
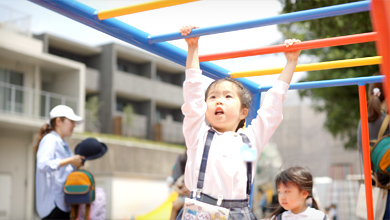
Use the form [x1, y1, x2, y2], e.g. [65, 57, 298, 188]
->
[35, 32, 186, 144]
[0, 6, 185, 219]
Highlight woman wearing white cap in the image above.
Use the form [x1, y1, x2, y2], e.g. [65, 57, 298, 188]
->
[34, 105, 85, 220]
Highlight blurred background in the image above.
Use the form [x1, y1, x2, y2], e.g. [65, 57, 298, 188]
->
[0, 0, 375, 219]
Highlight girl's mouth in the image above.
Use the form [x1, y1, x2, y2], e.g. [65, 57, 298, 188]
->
[215, 107, 224, 115]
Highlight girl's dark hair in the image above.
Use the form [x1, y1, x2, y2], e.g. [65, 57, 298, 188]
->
[268, 166, 319, 219]
[179, 151, 187, 174]
[368, 72, 385, 122]
[34, 117, 65, 157]
[205, 77, 252, 131]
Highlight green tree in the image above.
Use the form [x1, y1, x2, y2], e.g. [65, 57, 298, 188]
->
[85, 95, 101, 132]
[123, 104, 135, 136]
[277, 0, 379, 149]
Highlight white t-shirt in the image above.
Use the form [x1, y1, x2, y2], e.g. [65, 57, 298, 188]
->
[271, 207, 329, 220]
[182, 69, 289, 200]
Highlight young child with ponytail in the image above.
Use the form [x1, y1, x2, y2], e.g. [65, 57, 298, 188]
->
[268, 166, 328, 220]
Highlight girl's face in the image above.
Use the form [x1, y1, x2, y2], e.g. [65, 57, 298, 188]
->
[56, 117, 76, 138]
[205, 81, 248, 132]
[277, 182, 308, 214]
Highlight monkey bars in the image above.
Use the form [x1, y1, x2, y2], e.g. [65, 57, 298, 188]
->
[230, 56, 382, 78]
[200, 32, 377, 62]
[148, 1, 369, 44]
[260, 75, 384, 92]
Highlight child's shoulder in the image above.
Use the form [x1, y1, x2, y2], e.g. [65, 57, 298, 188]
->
[305, 207, 328, 219]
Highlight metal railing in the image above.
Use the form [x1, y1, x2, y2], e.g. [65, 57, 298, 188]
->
[0, 4, 31, 36]
[0, 81, 79, 120]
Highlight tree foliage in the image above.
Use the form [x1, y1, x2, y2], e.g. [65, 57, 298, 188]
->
[277, 0, 379, 149]
[85, 95, 101, 132]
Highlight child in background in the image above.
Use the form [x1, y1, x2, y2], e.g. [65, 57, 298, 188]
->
[268, 166, 328, 220]
[178, 25, 301, 219]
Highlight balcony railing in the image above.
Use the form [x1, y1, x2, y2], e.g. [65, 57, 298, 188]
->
[0, 4, 31, 36]
[0, 81, 79, 120]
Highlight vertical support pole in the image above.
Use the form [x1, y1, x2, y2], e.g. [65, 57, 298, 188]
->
[370, 0, 390, 112]
[358, 84, 374, 220]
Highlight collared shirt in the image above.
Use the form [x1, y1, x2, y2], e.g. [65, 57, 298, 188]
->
[182, 69, 289, 200]
[35, 131, 75, 218]
[271, 207, 329, 220]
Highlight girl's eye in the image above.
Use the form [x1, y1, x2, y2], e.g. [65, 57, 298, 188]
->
[226, 95, 232, 98]
[209, 96, 215, 99]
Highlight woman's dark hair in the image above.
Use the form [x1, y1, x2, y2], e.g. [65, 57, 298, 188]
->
[268, 166, 319, 218]
[368, 72, 385, 122]
[205, 77, 252, 131]
[34, 117, 65, 156]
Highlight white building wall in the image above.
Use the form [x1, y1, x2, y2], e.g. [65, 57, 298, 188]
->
[0, 127, 35, 220]
[0, 29, 42, 53]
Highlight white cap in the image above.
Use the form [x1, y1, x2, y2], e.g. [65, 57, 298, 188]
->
[49, 105, 83, 124]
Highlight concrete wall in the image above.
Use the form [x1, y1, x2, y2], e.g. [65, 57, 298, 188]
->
[67, 134, 185, 219]
[0, 29, 42, 53]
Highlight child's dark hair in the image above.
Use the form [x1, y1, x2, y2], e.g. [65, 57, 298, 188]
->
[34, 117, 65, 157]
[368, 72, 385, 122]
[268, 166, 319, 219]
[205, 77, 252, 131]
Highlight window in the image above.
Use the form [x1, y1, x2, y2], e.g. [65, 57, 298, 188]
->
[0, 67, 24, 113]
[156, 107, 182, 122]
[156, 69, 183, 86]
[116, 97, 141, 114]
[49, 47, 89, 66]
[117, 59, 144, 76]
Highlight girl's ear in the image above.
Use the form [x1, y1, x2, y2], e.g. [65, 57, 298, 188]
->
[301, 190, 309, 199]
[240, 108, 249, 120]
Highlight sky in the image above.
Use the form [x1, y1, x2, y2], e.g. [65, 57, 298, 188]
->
[0, 0, 309, 86]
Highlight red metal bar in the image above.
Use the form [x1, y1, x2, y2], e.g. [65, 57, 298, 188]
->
[358, 85, 374, 220]
[371, 0, 390, 114]
[199, 32, 377, 62]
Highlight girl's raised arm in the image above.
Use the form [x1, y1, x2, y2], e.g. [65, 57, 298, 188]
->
[180, 25, 200, 70]
[278, 39, 301, 84]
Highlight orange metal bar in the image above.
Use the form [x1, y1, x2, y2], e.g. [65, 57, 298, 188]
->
[358, 85, 374, 220]
[199, 32, 377, 62]
[371, 0, 390, 114]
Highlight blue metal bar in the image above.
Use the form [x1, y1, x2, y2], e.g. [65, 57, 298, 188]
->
[259, 75, 384, 92]
[148, 0, 369, 44]
[27, 0, 260, 94]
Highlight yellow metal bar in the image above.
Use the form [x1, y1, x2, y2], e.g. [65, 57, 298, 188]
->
[230, 56, 382, 78]
[97, 0, 199, 20]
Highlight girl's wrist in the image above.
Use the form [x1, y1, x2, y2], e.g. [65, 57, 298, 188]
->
[286, 59, 298, 64]
[187, 44, 198, 50]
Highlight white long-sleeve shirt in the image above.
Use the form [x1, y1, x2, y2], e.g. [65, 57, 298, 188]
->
[35, 131, 75, 218]
[181, 69, 289, 200]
